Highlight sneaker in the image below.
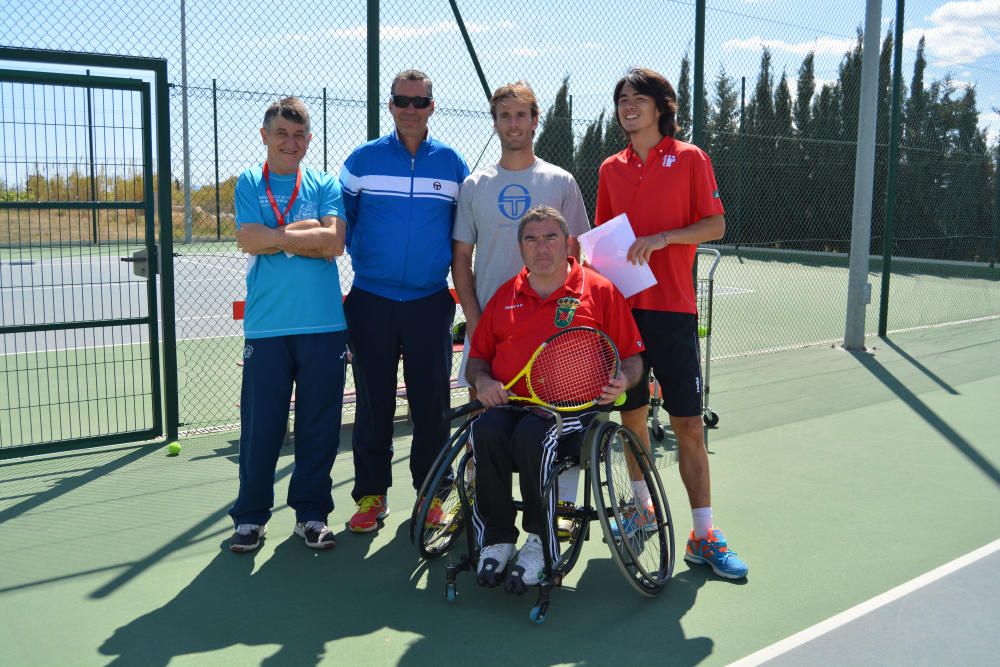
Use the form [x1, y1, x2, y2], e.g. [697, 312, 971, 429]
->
[608, 503, 657, 540]
[477, 542, 516, 588]
[556, 501, 576, 541]
[230, 524, 266, 553]
[349, 495, 389, 533]
[684, 528, 749, 579]
[294, 521, 336, 549]
[422, 496, 446, 528]
[510, 533, 546, 586]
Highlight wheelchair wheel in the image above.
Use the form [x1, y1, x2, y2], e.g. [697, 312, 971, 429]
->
[543, 459, 590, 577]
[591, 422, 675, 596]
[410, 424, 475, 560]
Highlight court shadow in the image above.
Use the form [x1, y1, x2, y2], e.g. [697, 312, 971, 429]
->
[0, 444, 159, 525]
[878, 337, 959, 395]
[851, 349, 1000, 487]
[401, 550, 713, 666]
[99, 520, 519, 666]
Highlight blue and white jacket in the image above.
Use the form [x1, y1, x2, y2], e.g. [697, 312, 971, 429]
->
[339, 130, 469, 301]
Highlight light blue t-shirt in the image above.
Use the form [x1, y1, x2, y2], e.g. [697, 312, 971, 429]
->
[234, 165, 346, 339]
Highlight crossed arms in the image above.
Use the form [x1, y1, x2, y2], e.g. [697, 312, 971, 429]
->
[236, 216, 347, 259]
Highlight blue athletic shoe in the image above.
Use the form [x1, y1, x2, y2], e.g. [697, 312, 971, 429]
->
[684, 528, 748, 579]
[607, 503, 657, 540]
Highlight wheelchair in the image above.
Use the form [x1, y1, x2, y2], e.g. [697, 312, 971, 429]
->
[410, 406, 675, 623]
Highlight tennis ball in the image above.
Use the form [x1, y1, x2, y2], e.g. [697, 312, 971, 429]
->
[166, 441, 181, 456]
[697, 325, 708, 338]
[613, 392, 627, 407]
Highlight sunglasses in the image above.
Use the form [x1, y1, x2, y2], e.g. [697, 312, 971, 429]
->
[391, 94, 433, 109]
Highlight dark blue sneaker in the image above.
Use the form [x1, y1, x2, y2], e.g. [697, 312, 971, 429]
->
[684, 529, 748, 579]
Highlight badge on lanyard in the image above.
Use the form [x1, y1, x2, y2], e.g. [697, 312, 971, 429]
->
[263, 162, 302, 258]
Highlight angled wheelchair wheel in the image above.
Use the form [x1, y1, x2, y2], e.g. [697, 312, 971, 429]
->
[411, 423, 475, 559]
[591, 422, 675, 596]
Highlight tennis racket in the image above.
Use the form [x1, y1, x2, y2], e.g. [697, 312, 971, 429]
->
[447, 326, 621, 421]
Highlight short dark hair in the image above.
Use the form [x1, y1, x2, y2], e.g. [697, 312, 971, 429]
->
[613, 68, 678, 138]
[517, 205, 569, 241]
[263, 97, 310, 133]
[391, 69, 433, 97]
[490, 80, 539, 121]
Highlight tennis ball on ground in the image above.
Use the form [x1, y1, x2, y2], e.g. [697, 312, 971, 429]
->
[166, 441, 182, 456]
[613, 392, 627, 407]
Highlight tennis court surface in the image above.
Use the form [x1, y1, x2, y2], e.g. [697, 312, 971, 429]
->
[1, 317, 998, 666]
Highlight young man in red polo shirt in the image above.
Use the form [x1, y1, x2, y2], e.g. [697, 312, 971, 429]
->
[467, 205, 644, 591]
[596, 68, 747, 579]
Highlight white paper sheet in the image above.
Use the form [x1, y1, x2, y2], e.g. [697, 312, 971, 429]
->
[577, 213, 657, 298]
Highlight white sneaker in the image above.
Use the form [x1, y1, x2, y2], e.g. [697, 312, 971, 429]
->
[513, 533, 546, 585]
[477, 542, 516, 584]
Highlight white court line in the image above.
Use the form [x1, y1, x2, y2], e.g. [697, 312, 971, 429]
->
[729, 538, 1000, 667]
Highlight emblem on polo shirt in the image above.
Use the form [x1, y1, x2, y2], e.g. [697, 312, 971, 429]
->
[662, 155, 676, 168]
[497, 184, 531, 220]
[554, 297, 580, 328]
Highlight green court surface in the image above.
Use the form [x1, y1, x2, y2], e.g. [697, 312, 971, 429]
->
[1, 319, 999, 666]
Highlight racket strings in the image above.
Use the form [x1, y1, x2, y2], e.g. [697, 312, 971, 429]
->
[528, 330, 618, 408]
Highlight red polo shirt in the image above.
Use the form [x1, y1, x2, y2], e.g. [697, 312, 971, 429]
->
[470, 258, 644, 396]
[595, 135, 724, 314]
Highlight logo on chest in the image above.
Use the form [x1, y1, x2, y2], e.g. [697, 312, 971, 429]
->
[554, 297, 580, 328]
[497, 184, 531, 220]
[662, 155, 676, 168]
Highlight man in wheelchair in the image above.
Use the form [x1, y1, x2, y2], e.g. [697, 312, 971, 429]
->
[465, 205, 645, 592]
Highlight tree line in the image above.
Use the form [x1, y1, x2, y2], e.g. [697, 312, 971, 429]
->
[5, 30, 997, 262]
[534, 31, 998, 264]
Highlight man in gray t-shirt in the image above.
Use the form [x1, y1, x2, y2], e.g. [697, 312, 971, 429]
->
[452, 81, 590, 389]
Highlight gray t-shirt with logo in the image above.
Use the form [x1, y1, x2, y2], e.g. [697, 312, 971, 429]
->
[453, 157, 591, 309]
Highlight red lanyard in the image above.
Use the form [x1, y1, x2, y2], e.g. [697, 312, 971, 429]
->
[262, 162, 302, 226]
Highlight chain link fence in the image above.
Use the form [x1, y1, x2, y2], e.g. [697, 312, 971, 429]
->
[3, 0, 999, 433]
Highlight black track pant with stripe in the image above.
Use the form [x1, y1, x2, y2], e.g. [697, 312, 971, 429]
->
[470, 408, 597, 562]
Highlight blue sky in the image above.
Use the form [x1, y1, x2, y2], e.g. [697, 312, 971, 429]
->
[2, 0, 999, 187]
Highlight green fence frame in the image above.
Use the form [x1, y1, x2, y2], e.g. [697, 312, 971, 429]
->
[0, 47, 177, 456]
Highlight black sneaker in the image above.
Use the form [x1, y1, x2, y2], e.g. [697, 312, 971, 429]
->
[230, 524, 265, 552]
[294, 521, 336, 549]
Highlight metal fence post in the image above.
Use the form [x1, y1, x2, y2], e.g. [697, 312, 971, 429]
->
[692, 0, 706, 148]
[213, 78, 220, 241]
[367, 0, 379, 141]
[449, 0, 492, 101]
[86, 69, 99, 245]
[323, 87, 328, 172]
[993, 153, 1000, 268]
[878, 0, 906, 337]
[844, 0, 883, 350]
[181, 0, 192, 243]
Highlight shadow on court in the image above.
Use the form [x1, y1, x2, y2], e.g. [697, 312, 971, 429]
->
[98, 516, 714, 667]
[852, 343, 1000, 487]
[0, 444, 160, 526]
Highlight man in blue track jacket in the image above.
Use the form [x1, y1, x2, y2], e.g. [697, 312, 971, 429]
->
[339, 69, 470, 533]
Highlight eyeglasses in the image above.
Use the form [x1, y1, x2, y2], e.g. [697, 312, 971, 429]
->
[391, 94, 433, 109]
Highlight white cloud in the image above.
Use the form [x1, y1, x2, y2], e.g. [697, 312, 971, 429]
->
[511, 48, 543, 58]
[327, 20, 513, 42]
[907, 0, 1000, 66]
[979, 110, 1000, 142]
[722, 36, 856, 57]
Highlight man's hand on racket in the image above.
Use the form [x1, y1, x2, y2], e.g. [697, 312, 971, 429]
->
[597, 372, 629, 405]
[473, 375, 508, 409]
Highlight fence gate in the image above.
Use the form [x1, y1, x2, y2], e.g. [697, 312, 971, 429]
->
[0, 66, 164, 456]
